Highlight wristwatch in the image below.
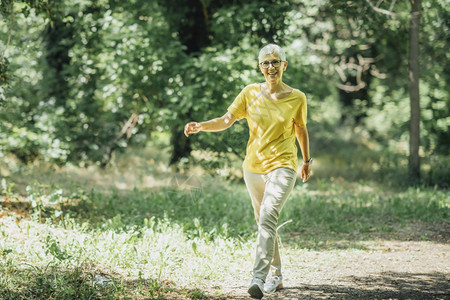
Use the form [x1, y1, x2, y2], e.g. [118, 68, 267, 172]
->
[303, 158, 313, 166]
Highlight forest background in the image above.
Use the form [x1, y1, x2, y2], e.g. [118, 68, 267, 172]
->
[0, 0, 448, 186]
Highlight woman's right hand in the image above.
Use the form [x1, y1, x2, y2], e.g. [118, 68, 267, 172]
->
[184, 122, 202, 137]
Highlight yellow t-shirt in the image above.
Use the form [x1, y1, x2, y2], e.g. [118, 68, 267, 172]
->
[227, 83, 307, 174]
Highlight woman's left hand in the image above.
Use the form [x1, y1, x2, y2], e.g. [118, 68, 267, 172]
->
[300, 164, 311, 183]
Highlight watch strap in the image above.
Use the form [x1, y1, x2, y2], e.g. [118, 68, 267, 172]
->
[303, 158, 313, 165]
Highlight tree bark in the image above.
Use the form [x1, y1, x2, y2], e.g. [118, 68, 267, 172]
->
[408, 0, 421, 181]
[169, 124, 192, 167]
[158, 0, 210, 166]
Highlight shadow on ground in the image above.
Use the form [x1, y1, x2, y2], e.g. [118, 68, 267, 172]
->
[280, 272, 449, 300]
[209, 272, 449, 300]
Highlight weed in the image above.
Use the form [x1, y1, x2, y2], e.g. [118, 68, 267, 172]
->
[1, 178, 15, 199]
[148, 278, 163, 299]
[44, 235, 72, 262]
[188, 288, 207, 299]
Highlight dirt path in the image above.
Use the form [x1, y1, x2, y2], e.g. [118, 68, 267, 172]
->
[209, 241, 449, 300]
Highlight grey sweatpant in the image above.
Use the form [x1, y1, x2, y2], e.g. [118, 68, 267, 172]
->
[244, 167, 297, 281]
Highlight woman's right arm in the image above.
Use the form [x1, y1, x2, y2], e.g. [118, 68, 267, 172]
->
[184, 112, 237, 137]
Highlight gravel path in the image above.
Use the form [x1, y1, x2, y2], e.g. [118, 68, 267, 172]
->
[210, 240, 449, 300]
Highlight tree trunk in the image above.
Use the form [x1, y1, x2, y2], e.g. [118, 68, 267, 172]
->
[158, 0, 210, 166]
[169, 124, 192, 167]
[408, 0, 421, 181]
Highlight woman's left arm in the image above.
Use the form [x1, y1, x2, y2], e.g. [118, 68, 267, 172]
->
[294, 124, 312, 182]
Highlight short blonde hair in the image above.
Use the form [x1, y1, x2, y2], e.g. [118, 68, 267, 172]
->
[258, 44, 286, 63]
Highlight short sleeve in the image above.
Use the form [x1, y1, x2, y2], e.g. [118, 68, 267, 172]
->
[227, 87, 248, 120]
[294, 92, 307, 127]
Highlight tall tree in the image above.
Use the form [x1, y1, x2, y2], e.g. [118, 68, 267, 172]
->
[158, 0, 291, 166]
[156, 0, 210, 166]
[409, 0, 421, 180]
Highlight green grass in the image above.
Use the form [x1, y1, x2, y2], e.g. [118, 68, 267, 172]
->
[281, 182, 448, 249]
[0, 140, 449, 299]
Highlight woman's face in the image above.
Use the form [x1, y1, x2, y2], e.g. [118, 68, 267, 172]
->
[259, 53, 288, 85]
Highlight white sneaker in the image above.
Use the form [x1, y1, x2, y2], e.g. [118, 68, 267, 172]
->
[264, 275, 283, 293]
[248, 277, 264, 299]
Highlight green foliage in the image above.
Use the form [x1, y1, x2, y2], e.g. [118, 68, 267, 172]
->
[1, 178, 15, 198]
[2, 264, 107, 299]
[0, 0, 185, 164]
[0, 0, 51, 84]
[188, 288, 207, 300]
[210, 0, 291, 46]
[287, 0, 449, 158]
[0, 0, 448, 184]
[0, 57, 8, 86]
[0, 0, 14, 18]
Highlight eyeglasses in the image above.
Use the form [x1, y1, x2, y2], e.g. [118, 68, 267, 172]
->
[259, 60, 284, 69]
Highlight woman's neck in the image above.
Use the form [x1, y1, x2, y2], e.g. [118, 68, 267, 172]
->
[261, 82, 293, 101]
[264, 81, 284, 93]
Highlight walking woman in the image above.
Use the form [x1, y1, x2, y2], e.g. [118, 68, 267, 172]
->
[184, 44, 312, 299]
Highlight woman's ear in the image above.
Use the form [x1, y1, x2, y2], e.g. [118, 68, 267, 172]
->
[283, 61, 288, 71]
